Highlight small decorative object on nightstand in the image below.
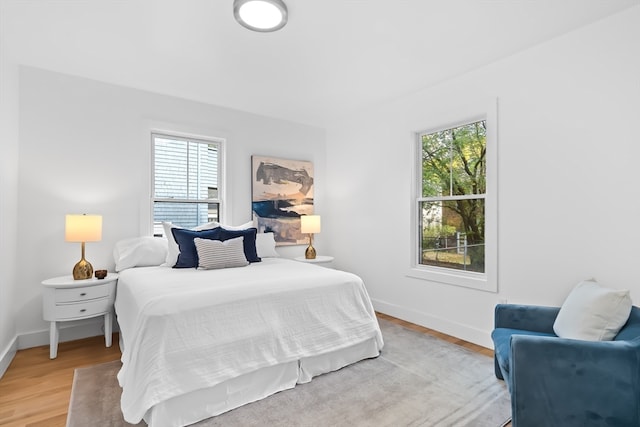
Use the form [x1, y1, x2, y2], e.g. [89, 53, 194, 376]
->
[41, 273, 118, 359]
[294, 255, 334, 267]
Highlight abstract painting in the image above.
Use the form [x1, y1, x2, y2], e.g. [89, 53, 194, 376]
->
[251, 156, 314, 246]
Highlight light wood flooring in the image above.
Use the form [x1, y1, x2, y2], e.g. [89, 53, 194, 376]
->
[0, 314, 499, 427]
[0, 334, 121, 427]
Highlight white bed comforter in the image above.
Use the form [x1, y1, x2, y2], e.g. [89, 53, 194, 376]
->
[115, 258, 383, 423]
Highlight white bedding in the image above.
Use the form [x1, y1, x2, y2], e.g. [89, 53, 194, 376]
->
[115, 258, 383, 424]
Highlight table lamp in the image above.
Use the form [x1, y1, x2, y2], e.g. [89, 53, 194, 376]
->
[300, 215, 321, 260]
[65, 214, 102, 280]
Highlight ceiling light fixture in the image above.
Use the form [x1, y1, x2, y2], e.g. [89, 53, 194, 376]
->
[233, 0, 288, 32]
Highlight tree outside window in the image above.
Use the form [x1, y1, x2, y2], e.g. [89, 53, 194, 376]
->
[419, 120, 486, 273]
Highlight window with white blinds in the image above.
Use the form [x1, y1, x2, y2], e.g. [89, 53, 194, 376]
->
[152, 133, 223, 236]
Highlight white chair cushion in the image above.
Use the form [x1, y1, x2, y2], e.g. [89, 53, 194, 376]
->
[553, 280, 632, 341]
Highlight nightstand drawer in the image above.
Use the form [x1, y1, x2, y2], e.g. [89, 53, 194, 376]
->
[55, 298, 110, 319]
[55, 284, 110, 303]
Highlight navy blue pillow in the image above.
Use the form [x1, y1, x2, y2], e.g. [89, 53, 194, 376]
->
[171, 227, 222, 268]
[219, 227, 261, 263]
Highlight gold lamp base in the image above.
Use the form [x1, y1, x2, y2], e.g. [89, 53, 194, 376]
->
[305, 235, 316, 260]
[305, 245, 316, 259]
[73, 241, 94, 280]
[73, 258, 94, 280]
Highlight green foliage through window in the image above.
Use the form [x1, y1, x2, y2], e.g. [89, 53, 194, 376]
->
[419, 120, 486, 273]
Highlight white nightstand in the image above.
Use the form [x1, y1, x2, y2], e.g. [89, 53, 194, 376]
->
[42, 273, 118, 359]
[294, 255, 334, 267]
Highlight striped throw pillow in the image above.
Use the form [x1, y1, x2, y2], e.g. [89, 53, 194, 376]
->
[194, 237, 249, 270]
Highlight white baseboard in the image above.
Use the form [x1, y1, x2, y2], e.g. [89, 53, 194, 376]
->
[16, 317, 120, 352]
[0, 318, 121, 379]
[0, 335, 18, 379]
[372, 298, 493, 349]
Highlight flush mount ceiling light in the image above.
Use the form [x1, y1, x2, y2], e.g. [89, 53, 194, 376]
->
[233, 0, 288, 32]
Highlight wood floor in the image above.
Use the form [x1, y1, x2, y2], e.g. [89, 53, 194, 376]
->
[0, 335, 121, 427]
[0, 314, 499, 427]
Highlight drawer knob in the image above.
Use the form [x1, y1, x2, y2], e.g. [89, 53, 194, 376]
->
[80, 293, 87, 297]
[80, 309, 86, 313]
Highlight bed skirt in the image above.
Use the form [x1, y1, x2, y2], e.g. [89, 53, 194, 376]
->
[143, 337, 381, 427]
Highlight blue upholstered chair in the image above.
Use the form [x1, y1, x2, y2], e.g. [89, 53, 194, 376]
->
[491, 304, 640, 427]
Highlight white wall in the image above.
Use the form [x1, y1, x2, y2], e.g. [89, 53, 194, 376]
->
[5, 5, 639, 365]
[325, 6, 640, 347]
[14, 67, 326, 346]
[0, 8, 20, 375]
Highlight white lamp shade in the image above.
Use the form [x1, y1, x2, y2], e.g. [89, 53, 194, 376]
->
[301, 215, 321, 234]
[65, 214, 102, 242]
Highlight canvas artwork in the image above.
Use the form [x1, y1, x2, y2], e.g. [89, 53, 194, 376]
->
[251, 156, 314, 246]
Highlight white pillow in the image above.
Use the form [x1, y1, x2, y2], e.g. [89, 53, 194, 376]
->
[113, 236, 168, 272]
[256, 232, 279, 258]
[553, 280, 632, 341]
[194, 237, 249, 270]
[163, 221, 220, 267]
[219, 220, 254, 230]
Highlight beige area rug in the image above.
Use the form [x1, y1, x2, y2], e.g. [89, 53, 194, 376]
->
[67, 319, 511, 427]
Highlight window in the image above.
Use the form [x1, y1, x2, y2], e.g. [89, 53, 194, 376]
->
[411, 108, 497, 292]
[152, 133, 223, 236]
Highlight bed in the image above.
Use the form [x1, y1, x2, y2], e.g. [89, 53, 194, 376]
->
[114, 244, 383, 427]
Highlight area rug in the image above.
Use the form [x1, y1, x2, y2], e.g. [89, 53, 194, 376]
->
[67, 319, 511, 427]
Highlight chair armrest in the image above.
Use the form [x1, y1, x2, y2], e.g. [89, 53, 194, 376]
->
[494, 304, 559, 334]
[510, 335, 640, 427]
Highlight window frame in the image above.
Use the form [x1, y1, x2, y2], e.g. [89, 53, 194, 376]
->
[408, 102, 498, 292]
[151, 131, 225, 236]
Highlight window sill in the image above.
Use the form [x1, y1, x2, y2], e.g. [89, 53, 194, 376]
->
[406, 266, 497, 293]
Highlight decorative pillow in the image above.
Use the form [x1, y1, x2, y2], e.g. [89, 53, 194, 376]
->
[218, 220, 254, 230]
[113, 236, 168, 272]
[553, 280, 632, 341]
[219, 227, 261, 263]
[171, 227, 222, 268]
[194, 237, 249, 270]
[256, 232, 279, 258]
[163, 221, 220, 267]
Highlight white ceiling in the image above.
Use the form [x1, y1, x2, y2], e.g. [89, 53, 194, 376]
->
[2, 0, 637, 127]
